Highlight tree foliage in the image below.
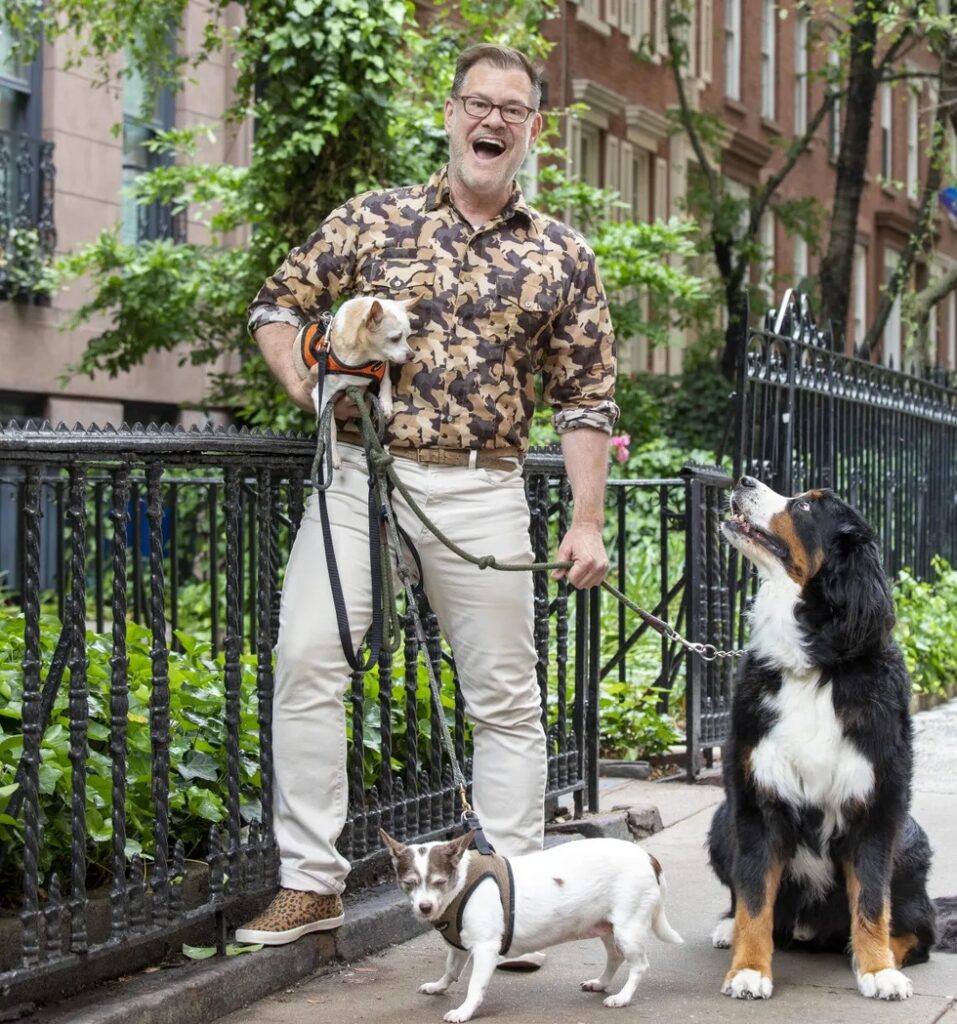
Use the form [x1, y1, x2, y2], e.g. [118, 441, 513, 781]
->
[3, 0, 706, 427]
[664, 0, 957, 375]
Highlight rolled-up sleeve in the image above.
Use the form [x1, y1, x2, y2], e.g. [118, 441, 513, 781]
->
[246, 198, 362, 337]
[542, 243, 619, 435]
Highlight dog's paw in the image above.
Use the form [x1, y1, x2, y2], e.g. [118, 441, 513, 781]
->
[601, 991, 634, 1009]
[711, 918, 735, 949]
[857, 968, 912, 1000]
[580, 978, 608, 993]
[721, 969, 773, 999]
[443, 1008, 474, 1023]
[419, 981, 450, 996]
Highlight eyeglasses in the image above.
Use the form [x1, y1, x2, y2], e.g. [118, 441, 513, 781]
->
[455, 94, 537, 125]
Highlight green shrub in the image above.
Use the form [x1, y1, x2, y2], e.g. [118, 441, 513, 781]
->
[894, 557, 957, 695]
[0, 608, 261, 893]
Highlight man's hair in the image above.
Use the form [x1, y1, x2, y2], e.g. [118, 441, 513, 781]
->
[451, 44, 543, 110]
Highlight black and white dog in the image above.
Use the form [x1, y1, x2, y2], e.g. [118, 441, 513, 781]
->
[709, 477, 936, 1001]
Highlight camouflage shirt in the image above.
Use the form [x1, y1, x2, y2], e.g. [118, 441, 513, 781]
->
[248, 165, 618, 452]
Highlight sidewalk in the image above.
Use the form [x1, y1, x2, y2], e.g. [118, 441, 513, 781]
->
[39, 702, 957, 1024]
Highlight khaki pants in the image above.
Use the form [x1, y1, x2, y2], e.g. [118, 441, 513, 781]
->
[273, 443, 546, 894]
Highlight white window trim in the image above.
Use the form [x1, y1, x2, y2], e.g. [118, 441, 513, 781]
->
[794, 236, 809, 286]
[724, 0, 741, 100]
[605, 134, 621, 220]
[606, 0, 621, 29]
[853, 244, 868, 348]
[906, 89, 920, 200]
[761, 0, 776, 121]
[577, 0, 613, 35]
[794, 12, 808, 135]
[881, 83, 893, 182]
[654, 155, 669, 219]
[700, 0, 714, 83]
[619, 139, 635, 221]
[655, 0, 668, 60]
[883, 246, 903, 369]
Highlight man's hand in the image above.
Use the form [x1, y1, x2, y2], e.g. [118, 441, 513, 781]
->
[552, 524, 609, 589]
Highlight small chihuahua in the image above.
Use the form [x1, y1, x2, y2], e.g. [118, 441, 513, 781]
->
[381, 829, 683, 1023]
[306, 296, 416, 466]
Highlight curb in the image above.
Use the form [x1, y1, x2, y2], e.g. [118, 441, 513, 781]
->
[29, 883, 427, 1024]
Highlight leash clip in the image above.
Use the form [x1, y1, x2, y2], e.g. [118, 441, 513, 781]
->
[461, 809, 496, 855]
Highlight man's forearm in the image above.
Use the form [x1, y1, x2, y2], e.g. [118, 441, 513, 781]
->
[255, 322, 314, 412]
[561, 427, 609, 529]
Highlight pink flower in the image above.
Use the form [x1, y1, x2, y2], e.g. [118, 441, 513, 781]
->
[609, 433, 631, 464]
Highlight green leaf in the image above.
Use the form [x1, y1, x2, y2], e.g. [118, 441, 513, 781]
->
[181, 944, 217, 960]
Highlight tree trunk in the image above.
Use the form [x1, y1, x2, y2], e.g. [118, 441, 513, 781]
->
[818, 1, 882, 346]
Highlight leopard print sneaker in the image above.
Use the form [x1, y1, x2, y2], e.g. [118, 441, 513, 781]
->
[234, 888, 344, 945]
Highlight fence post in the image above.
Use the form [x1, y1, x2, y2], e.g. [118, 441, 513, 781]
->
[683, 468, 704, 781]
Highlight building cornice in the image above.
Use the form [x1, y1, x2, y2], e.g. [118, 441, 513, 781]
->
[571, 79, 626, 129]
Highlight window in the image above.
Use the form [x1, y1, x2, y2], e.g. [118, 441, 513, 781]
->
[828, 50, 842, 160]
[605, 135, 621, 220]
[761, 0, 776, 120]
[619, 140, 635, 220]
[606, 0, 621, 29]
[654, 156, 668, 219]
[633, 149, 651, 222]
[0, 23, 39, 136]
[655, 0, 668, 58]
[700, 0, 714, 82]
[122, 49, 178, 243]
[906, 89, 919, 200]
[793, 236, 809, 287]
[518, 149, 538, 201]
[852, 244, 868, 347]
[794, 12, 808, 134]
[880, 84, 893, 182]
[759, 212, 776, 300]
[724, 0, 741, 99]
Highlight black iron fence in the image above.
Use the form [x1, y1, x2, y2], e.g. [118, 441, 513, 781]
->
[3, 292, 954, 1009]
[0, 423, 731, 1008]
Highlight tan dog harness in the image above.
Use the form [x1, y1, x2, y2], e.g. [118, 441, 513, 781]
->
[431, 852, 515, 956]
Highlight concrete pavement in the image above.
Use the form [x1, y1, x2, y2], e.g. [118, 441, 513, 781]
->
[211, 700, 957, 1024]
[32, 701, 956, 1024]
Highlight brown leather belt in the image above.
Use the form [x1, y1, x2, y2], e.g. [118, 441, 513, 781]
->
[338, 430, 522, 471]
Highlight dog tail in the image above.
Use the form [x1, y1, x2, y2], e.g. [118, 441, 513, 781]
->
[649, 863, 684, 945]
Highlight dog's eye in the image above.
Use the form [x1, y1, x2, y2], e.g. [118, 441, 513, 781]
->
[797, 501, 811, 512]
[400, 877, 416, 890]
[429, 876, 448, 887]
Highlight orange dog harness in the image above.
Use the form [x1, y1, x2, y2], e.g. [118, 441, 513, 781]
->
[298, 320, 387, 384]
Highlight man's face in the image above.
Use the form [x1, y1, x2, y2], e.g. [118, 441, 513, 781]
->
[444, 61, 542, 203]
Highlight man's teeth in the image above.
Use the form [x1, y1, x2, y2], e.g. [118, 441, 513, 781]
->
[475, 137, 506, 152]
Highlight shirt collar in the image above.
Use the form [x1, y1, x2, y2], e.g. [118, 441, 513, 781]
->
[427, 164, 535, 230]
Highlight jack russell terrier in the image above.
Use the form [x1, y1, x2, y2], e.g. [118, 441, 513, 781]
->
[296, 296, 416, 467]
[381, 829, 683, 1023]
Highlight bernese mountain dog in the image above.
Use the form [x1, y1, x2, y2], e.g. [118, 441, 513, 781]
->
[708, 476, 936, 1001]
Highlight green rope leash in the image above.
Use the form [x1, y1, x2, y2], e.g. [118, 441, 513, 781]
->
[347, 386, 575, 575]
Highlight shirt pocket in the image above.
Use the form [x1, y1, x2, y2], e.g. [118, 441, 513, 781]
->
[488, 279, 560, 352]
[356, 246, 436, 302]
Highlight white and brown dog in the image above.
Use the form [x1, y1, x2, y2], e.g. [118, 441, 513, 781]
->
[297, 296, 416, 466]
[381, 829, 683, 1023]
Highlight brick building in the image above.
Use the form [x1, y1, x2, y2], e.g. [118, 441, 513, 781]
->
[0, 1, 954, 428]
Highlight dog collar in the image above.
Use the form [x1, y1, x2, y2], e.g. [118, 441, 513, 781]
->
[298, 320, 387, 384]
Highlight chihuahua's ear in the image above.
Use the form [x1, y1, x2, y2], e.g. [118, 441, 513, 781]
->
[379, 828, 405, 860]
[446, 830, 475, 864]
[400, 295, 421, 312]
[365, 299, 384, 326]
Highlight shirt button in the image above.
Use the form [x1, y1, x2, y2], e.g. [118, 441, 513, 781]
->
[444, 413, 454, 423]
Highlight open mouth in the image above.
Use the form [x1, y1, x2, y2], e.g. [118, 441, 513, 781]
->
[472, 136, 507, 161]
[723, 511, 790, 561]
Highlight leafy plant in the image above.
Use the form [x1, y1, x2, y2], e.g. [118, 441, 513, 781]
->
[0, 608, 261, 895]
[894, 557, 957, 696]
[0, 227, 57, 300]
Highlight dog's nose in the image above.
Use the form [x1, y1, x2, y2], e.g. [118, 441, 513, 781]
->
[739, 475, 759, 489]
[418, 900, 433, 916]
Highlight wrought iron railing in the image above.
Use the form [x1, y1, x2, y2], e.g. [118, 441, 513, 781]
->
[0, 424, 606, 1007]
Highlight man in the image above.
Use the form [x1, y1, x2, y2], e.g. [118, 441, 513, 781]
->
[237, 44, 618, 960]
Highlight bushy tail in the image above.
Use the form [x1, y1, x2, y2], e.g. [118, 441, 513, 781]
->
[652, 873, 684, 945]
